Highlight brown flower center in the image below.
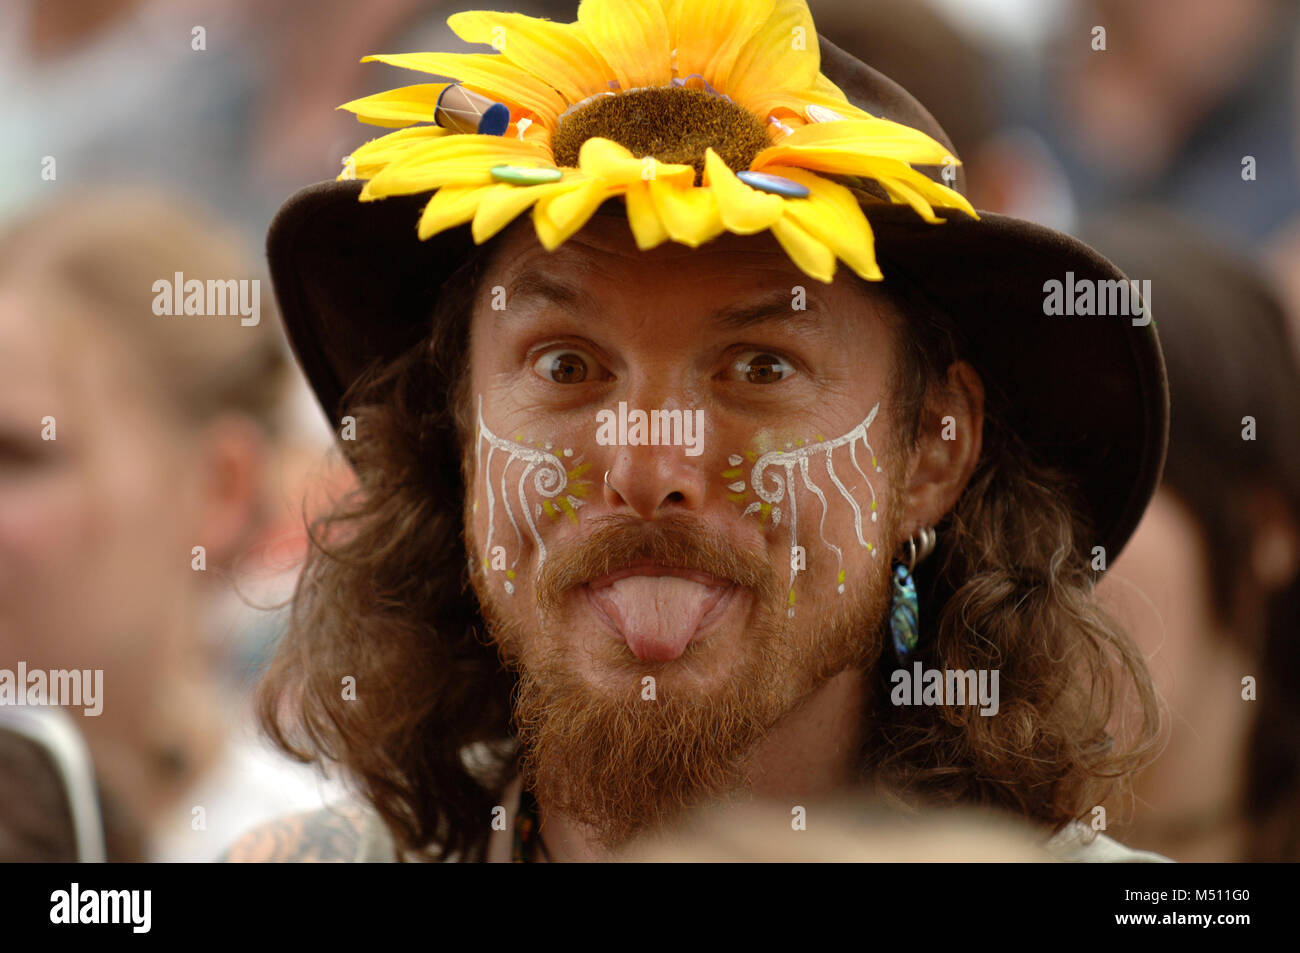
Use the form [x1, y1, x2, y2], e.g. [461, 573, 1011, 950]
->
[550, 86, 772, 184]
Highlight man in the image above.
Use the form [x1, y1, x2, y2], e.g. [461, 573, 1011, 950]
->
[225, 0, 1168, 862]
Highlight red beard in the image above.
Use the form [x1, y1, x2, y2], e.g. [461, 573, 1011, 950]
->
[471, 510, 894, 850]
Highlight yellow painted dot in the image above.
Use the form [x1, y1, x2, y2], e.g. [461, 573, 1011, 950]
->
[787, 588, 796, 605]
[506, 569, 516, 579]
[560, 498, 579, 524]
[837, 568, 845, 583]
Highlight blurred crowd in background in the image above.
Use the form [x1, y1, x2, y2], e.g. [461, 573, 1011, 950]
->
[0, 0, 1297, 862]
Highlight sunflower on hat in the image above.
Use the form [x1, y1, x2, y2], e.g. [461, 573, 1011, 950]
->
[337, 0, 978, 283]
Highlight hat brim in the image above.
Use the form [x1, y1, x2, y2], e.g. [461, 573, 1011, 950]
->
[267, 179, 1168, 563]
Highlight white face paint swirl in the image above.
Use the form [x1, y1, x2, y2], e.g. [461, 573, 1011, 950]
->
[475, 394, 588, 595]
[735, 403, 884, 616]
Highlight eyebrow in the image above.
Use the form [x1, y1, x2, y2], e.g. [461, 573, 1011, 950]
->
[497, 268, 829, 334]
[712, 290, 827, 331]
[500, 269, 599, 318]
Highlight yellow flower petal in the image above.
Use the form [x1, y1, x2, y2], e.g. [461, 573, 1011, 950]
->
[447, 11, 612, 103]
[752, 75, 879, 124]
[363, 134, 552, 197]
[769, 215, 836, 283]
[338, 84, 453, 127]
[752, 117, 956, 168]
[647, 179, 725, 247]
[472, 176, 588, 243]
[670, 0, 774, 93]
[623, 181, 670, 250]
[347, 126, 450, 179]
[702, 148, 783, 233]
[762, 165, 883, 281]
[533, 179, 617, 250]
[361, 52, 566, 128]
[875, 176, 943, 224]
[725, 0, 819, 111]
[874, 165, 979, 219]
[578, 137, 694, 186]
[418, 185, 488, 239]
[751, 124, 978, 220]
[577, 0, 671, 90]
[812, 73, 861, 108]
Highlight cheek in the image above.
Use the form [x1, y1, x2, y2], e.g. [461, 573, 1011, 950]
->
[468, 399, 597, 597]
[0, 467, 93, 588]
[0, 423, 184, 660]
[722, 402, 890, 616]
[1098, 498, 1214, 696]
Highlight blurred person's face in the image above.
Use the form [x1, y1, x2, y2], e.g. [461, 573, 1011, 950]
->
[0, 281, 232, 814]
[0, 282, 207, 668]
[1084, 0, 1279, 69]
[1063, 0, 1282, 178]
[464, 216, 981, 847]
[1098, 487, 1255, 855]
[1101, 488, 1218, 701]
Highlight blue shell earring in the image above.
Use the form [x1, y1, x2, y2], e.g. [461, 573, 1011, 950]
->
[890, 526, 936, 664]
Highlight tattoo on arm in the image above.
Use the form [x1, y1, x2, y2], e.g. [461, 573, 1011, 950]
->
[219, 806, 366, 863]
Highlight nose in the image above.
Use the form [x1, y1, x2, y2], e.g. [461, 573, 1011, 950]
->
[602, 448, 709, 518]
[600, 398, 710, 518]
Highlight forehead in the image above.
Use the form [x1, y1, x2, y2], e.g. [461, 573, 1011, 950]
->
[475, 212, 899, 326]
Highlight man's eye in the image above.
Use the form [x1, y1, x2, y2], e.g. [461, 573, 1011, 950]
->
[532, 348, 596, 383]
[730, 351, 796, 384]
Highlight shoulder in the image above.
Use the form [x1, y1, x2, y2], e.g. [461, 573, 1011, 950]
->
[1045, 822, 1174, 863]
[219, 802, 394, 863]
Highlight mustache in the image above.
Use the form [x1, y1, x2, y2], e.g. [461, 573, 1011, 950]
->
[535, 512, 782, 613]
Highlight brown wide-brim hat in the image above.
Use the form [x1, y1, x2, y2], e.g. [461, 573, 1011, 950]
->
[268, 35, 1169, 566]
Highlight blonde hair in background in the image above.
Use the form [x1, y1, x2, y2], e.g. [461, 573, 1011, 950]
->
[0, 188, 289, 437]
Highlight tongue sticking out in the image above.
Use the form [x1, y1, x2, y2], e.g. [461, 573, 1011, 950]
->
[589, 575, 729, 662]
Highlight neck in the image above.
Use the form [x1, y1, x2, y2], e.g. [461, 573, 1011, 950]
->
[529, 666, 870, 861]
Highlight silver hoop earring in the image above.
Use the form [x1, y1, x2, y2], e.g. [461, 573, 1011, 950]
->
[904, 525, 937, 572]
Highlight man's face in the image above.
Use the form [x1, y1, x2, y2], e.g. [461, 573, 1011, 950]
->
[464, 213, 910, 847]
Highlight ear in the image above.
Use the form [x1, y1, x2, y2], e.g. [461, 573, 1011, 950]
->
[192, 415, 269, 568]
[900, 360, 984, 540]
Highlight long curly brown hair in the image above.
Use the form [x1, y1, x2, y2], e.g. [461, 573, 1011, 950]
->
[860, 269, 1161, 821]
[257, 237, 1161, 862]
